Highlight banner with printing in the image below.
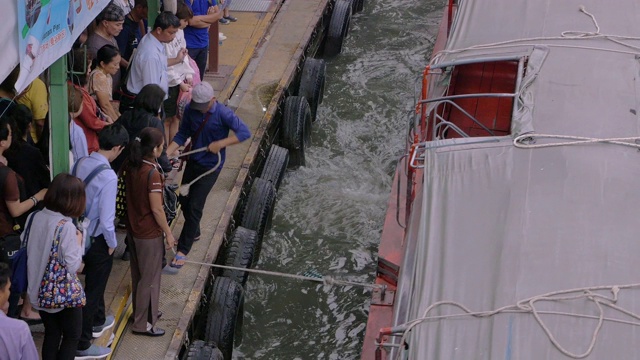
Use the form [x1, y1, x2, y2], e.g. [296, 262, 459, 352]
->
[15, 0, 109, 92]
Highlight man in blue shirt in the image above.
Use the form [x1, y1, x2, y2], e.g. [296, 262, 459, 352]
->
[73, 124, 129, 359]
[183, 0, 223, 80]
[166, 82, 250, 268]
[115, 0, 148, 70]
[0, 262, 38, 360]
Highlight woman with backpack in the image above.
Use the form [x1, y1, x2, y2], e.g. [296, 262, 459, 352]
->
[26, 173, 86, 360]
[124, 127, 175, 336]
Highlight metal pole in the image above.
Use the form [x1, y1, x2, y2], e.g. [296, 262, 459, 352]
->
[208, 21, 220, 74]
[49, 56, 69, 175]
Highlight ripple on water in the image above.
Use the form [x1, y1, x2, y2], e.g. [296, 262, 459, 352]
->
[235, 0, 441, 359]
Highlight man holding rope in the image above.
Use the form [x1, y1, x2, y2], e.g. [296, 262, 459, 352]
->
[166, 82, 250, 269]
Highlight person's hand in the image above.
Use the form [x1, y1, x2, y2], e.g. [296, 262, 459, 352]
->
[218, 0, 225, 4]
[185, 76, 193, 86]
[35, 188, 47, 201]
[179, 82, 191, 92]
[108, 247, 115, 255]
[165, 232, 176, 250]
[208, 5, 219, 14]
[207, 140, 223, 154]
[176, 48, 188, 63]
[104, 114, 114, 124]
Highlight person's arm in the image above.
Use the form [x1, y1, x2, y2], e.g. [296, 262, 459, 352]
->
[5, 188, 46, 218]
[19, 323, 39, 360]
[166, 111, 192, 156]
[98, 177, 118, 252]
[167, 48, 188, 67]
[77, 94, 108, 131]
[94, 91, 120, 122]
[207, 134, 239, 153]
[148, 174, 175, 248]
[187, 6, 222, 28]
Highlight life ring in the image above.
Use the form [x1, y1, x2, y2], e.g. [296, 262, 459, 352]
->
[186, 340, 224, 360]
[240, 177, 277, 265]
[204, 277, 244, 360]
[281, 96, 312, 167]
[298, 58, 326, 122]
[260, 145, 290, 190]
[324, 0, 352, 57]
[222, 227, 258, 285]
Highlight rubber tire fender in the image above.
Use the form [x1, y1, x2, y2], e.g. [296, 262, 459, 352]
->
[298, 58, 326, 122]
[281, 96, 312, 167]
[353, 0, 364, 13]
[222, 227, 258, 285]
[324, 0, 352, 57]
[186, 340, 224, 360]
[240, 177, 276, 265]
[260, 145, 289, 190]
[204, 277, 244, 360]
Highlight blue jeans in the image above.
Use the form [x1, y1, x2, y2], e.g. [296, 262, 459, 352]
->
[188, 47, 208, 81]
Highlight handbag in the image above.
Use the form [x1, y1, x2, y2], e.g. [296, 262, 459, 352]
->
[37, 220, 86, 309]
[147, 167, 179, 224]
[9, 210, 38, 294]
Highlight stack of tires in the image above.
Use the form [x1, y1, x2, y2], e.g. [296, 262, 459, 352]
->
[187, 146, 290, 360]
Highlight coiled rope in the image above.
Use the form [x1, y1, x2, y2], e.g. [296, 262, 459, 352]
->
[392, 283, 640, 359]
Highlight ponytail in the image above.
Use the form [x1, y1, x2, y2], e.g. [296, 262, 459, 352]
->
[128, 127, 164, 168]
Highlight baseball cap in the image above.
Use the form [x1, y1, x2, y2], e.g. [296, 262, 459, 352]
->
[190, 82, 215, 112]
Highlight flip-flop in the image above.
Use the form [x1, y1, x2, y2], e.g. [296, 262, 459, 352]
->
[170, 254, 187, 269]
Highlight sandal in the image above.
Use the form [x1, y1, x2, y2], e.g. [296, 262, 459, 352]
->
[170, 254, 187, 269]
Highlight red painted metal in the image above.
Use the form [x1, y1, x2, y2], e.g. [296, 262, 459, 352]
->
[447, 0, 454, 35]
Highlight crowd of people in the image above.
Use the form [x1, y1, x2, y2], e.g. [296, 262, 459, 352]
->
[0, 0, 250, 359]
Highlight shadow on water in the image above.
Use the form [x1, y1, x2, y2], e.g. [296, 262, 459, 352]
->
[235, 0, 442, 358]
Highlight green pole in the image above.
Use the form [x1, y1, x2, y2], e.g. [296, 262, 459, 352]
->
[148, 0, 160, 30]
[49, 56, 69, 176]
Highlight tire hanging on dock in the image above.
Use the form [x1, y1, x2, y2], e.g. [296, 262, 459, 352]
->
[324, 0, 352, 57]
[281, 96, 312, 167]
[221, 227, 259, 285]
[260, 145, 289, 190]
[352, 0, 364, 13]
[205, 277, 244, 360]
[298, 58, 326, 122]
[186, 340, 224, 360]
[240, 177, 277, 265]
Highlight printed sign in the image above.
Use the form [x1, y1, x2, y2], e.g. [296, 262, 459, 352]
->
[15, 0, 108, 92]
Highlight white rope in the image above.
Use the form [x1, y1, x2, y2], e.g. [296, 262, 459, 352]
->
[513, 133, 640, 150]
[392, 284, 640, 359]
[168, 247, 383, 290]
[176, 147, 208, 158]
[178, 152, 222, 196]
[430, 5, 640, 67]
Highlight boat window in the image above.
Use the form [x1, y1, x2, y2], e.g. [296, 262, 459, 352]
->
[429, 60, 522, 140]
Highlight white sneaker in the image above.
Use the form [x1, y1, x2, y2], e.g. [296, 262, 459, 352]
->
[219, 32, 227, 41]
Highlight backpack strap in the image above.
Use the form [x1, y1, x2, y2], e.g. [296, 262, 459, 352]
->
[72, 157, 111, 237]
[21, 210, 39, 248]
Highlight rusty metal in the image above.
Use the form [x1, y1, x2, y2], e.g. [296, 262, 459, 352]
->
[371, 288, 395, 306]
[208, 21, 220, 74]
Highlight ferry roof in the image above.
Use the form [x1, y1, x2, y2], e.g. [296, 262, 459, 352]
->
[399, 1, 640, 358]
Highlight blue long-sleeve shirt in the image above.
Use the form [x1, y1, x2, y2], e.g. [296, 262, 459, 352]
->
[72, 152, 118, 249]
[173, 102, 251, 169]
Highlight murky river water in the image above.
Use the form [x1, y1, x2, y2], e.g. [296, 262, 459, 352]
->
[235, 1, 441, 358]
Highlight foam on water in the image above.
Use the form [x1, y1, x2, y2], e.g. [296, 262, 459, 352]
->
[234, 1, 441, 358]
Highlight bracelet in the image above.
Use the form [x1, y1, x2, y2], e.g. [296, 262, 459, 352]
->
[30, 196, 38, 207]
